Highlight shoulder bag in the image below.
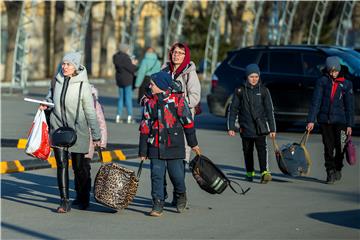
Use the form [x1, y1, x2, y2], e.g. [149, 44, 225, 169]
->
[51, 82, 83, 148]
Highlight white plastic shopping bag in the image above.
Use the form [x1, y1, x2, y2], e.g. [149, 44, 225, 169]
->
[25, 109, 51, 160]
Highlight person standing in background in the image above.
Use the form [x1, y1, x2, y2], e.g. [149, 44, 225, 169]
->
[134, 47, 161, 103]
[113, 44, 138, 124]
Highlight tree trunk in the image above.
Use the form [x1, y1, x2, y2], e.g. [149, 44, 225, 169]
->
[291, 2, 315, 44]
[85, 11, 93, 76]
[43, 1, 52, 77]
[228, 2, 245, 47]
[99, 2, 114, 77]
[52, 1, 65, 75]
[257, 1, 273, 45]
[4, 1, 22, 83]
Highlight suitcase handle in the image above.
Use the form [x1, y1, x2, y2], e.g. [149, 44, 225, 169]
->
[137, 160, 144, 179]
[299, 131, 310, 146]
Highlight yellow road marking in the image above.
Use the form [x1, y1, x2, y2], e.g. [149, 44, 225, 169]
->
[17, 139, 28, 149]
[102, 151, 112, 162]
[114, 150, 126, 161]
[0, 160, 25, 173]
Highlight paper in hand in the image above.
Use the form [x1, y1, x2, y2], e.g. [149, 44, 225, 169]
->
[24, 98, 55, 107]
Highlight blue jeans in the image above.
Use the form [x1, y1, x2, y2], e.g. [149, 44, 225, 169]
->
[117, 85, 133, 117]
[150, 158, 186, 201]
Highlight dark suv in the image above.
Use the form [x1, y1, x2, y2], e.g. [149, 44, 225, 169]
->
[207, 45, 360, 126]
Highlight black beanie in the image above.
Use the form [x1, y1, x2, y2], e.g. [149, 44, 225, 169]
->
[245, 64, 260, 77]
[151, 71, 173, 91]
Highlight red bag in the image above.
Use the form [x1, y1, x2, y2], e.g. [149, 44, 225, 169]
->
[344, 136, 356, 166]
[25, 109, 51, 160]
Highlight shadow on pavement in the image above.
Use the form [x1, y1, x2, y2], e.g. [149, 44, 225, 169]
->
[1, 172, 61, 211]
[2, 221, 62, 240]
[308, 209, 360, 229]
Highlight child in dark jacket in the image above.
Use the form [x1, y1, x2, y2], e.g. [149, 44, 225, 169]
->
[227, 64, 276, 183]
[139, 71, 200, 217]
[307, 56, 354, 184]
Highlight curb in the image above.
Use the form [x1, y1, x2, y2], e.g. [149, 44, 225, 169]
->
[1, 148, 139, 174]
[1, 138, 138, 151]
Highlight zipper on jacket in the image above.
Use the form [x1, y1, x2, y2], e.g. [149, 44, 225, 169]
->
[60, 77, 70, 127]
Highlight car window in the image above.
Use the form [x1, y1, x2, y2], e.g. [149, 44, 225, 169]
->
[302, 53, 326, 77]
[229, 50, 259, 69]
[258, 52, 269, 72]
[269, 52, 302, 75]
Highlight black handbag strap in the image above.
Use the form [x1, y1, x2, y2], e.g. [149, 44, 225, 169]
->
[136, 160, 144, 179]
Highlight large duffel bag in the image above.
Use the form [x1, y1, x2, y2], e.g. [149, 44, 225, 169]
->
[189, 153, 250, 195]
[272, 132, 312, 177]
[94, 161, 143, 210]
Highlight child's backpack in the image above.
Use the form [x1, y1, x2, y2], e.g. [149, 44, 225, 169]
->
[272, 132, 312, 177]
[189, 153, 250, 195]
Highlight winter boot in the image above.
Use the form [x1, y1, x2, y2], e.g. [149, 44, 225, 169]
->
[149, 199, 164, 217]
[176, 193, 187, 213]
[326, 170, 336, 184]
[335, 170, 342, 181]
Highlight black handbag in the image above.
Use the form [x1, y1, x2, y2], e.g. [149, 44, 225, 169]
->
[255, 117, 270, 136]
[51, 82, 83, 148]
[52, 127, 77, 148]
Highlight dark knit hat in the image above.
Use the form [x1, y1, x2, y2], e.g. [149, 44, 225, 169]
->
[245, 64, 260, 77]
[151, 71, 173, 91]
[326, 56, 341, 72]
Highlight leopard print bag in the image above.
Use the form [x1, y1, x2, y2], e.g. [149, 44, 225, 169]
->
[94, 161, 143, 210]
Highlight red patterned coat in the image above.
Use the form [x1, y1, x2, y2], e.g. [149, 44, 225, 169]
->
[139, 90, 198, 160]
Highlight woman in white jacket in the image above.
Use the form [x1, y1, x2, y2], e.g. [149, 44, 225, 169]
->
[40, 52, 101, 213]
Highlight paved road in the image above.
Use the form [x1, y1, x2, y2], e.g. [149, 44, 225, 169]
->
[1, 84, 360, 239]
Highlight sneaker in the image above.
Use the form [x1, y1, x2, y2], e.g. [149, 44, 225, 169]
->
[260, 171, 272, 184]
[176, 192, 187, 213]
[335, 170, 342, 181]
[127, 115, 135, 124]
[245, 171, 255, 182]
[326, 170, 336, 184]
[149, 199, 164, 217]
[115, 115, 122, 123]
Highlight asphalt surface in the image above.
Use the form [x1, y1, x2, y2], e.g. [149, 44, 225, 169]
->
[1, 83, 360, 239]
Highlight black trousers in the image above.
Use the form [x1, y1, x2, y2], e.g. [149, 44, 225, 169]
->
[53, 148, 91, 203]
[241, 136, 268, 173]
[319, 123, 346, 172]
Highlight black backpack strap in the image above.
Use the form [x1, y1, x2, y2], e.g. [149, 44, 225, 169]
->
[227, 179, 251, 195]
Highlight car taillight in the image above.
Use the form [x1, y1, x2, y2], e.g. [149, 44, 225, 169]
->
[211, 74, 218, 89]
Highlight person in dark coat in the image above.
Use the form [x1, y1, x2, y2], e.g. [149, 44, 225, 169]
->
[139, 71, 200, 217]
[306, 56, 354, 184]
[227, 64, 276, 183]
[113, 44, 137, 124]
